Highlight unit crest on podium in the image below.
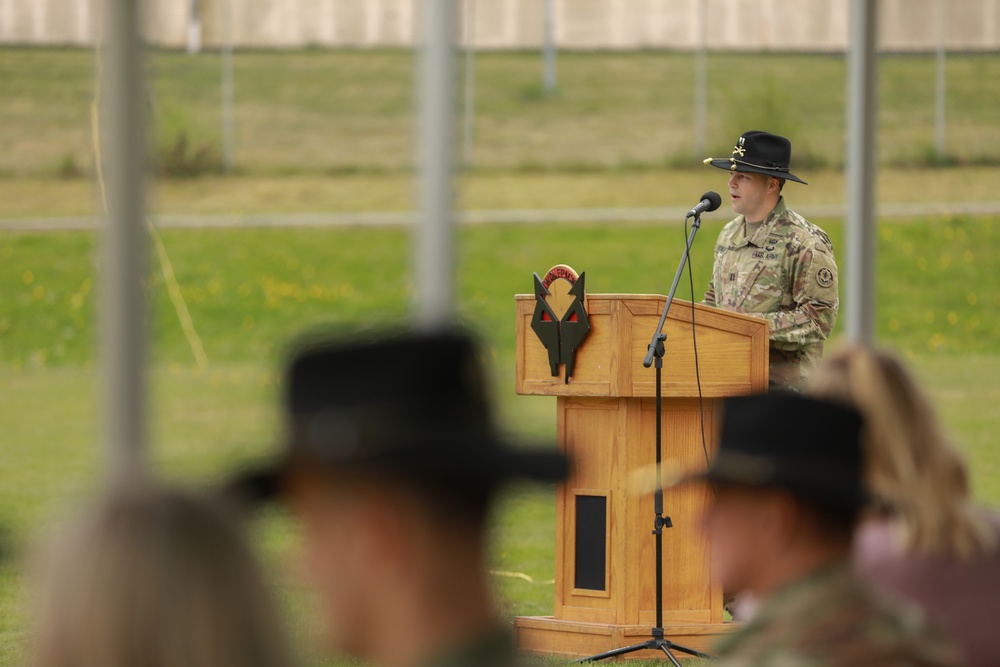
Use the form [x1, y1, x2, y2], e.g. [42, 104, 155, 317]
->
[530, 264, 592, 382]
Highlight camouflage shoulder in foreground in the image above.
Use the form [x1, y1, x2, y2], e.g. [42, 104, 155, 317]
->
[712, 564, 960, 667]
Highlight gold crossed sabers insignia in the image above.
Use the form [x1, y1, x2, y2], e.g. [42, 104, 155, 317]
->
[732, 137, 746, 157]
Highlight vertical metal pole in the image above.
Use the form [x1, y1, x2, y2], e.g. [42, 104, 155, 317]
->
[187, 0, 202, 54]
[543, 0, 556, 94]
[934, 0, 946, 156]
[415, 0, 457, 328]
[221, 0, 234, 172]
[101, 0, 148, 482]
[693, 0, 707, 157]
[462, 0, 476, 168]
[845, 0, 878, 343]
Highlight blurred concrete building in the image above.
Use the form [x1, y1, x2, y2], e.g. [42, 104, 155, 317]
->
[1, 0, 999, 50]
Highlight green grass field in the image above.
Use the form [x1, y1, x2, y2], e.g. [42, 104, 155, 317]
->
[1, 45, 999, 666]
[2, 48, 1000, 179]
[1, 216, 998, 665]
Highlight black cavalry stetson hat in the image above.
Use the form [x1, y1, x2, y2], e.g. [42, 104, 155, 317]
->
[704, 130, 808, 185]
[229, 328, 569, 502]
[687, 393, 865, 510]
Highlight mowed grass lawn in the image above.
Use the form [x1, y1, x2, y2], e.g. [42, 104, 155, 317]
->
[0, 44, 999, 666]
[0, 215, 998, 665]
[2, 47, 1000, 178]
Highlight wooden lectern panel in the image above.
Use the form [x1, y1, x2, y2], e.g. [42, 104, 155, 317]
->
[513, 294, 768, 658]
[515, 294, 768, 398]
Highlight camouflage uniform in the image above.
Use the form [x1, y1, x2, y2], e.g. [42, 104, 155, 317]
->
[704, 197, 838, 390]
[713, 563, 960, 667]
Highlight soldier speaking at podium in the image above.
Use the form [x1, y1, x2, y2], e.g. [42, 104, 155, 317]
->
[703, 131, 839, 390]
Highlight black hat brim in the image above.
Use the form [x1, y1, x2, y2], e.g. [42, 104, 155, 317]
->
[706, 158, 807, 185]
[226, 437, 569, 506]
[673, 450, 866, 512]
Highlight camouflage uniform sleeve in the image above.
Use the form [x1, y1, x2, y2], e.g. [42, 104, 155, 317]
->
[760, 241, 839, 348]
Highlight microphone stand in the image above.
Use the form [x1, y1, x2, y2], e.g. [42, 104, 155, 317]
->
[576, 213, 712, 665]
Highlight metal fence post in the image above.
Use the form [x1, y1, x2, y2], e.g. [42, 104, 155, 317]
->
[415, 0, 457, 328]
[845, 0, 879, 343]
[101, 0, 148, 482]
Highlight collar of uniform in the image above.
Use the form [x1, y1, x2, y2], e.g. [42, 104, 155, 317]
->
[746, 197, 787, 248]
[713, 560, 851, 656]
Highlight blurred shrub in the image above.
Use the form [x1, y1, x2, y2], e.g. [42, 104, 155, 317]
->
[152, 103, 221, 178]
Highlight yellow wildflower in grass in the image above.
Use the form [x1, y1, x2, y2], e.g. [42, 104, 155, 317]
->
[927, 333, 947, 352]
[924, 311, 936, 324]
[32, 285, 45, 300]
[965, 316, 980, 332]
[955, 228, 967, 242]
[916, 257, 928, 270]
[29, 349, 49, 366]
[947, 312, 959, 326]
[938, 253, 951, 269]
[963, 250, 974, 264]
[967, 292, 978, 306]
[22, 270, 34, 285]
[888, 319, 901, 332]
[880, 227, 893, 240]
[902, 241, 914, 255]
[207, 279, 221, 295]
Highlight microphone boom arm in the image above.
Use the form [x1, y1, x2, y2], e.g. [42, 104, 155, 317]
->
[642, 215, 704, 368]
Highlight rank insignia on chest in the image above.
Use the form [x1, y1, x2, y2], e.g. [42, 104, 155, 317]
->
[729, 273, 737, 281]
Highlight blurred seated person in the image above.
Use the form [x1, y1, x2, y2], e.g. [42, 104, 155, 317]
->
[683, 393, 959, 667]
[228, 328, 569, 667]
[30, 482, 294, 667]
[810, 344, 1000, 667]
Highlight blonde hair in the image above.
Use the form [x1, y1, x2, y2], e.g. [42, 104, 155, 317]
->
[809, 344, 994, 558]
[31, 483, 294, 667]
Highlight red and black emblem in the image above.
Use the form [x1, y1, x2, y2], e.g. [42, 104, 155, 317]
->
[530, 265, 592, 383]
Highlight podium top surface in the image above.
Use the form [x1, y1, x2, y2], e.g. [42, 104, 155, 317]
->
[515, 293, 768, 398]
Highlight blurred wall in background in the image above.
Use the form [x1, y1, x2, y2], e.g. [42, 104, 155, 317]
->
[1, 0, 999, 51]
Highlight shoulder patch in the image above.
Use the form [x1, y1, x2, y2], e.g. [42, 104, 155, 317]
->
[816, 267, 835, 288]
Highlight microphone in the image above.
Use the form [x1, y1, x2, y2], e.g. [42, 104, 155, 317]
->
[686, 191, 722, 218]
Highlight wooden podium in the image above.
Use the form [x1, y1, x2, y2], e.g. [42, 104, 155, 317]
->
[513, 294, 769, 659]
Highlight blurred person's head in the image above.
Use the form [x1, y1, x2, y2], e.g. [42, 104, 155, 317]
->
[691, 394, 864, 596]
[31, 483, 292, 667]
[228, 328, 568, 667]
[808, 344, 995, 558]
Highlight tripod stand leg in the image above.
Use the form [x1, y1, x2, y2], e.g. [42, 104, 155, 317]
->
[573, 640, 655, 663]
[659, 644, 684, 667]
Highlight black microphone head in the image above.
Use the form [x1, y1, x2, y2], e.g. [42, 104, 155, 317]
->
[701, 191, 723, 212]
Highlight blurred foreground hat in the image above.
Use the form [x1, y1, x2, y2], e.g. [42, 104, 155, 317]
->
[704, 130, 807, 185]
[230, 328, 568, 502]
[685, 393, 864, 510]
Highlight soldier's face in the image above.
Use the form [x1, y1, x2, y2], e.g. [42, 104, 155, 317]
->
[287, 471, 380, 658]
[728, 171, 775, 221]
[701, 483, 784, 594]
